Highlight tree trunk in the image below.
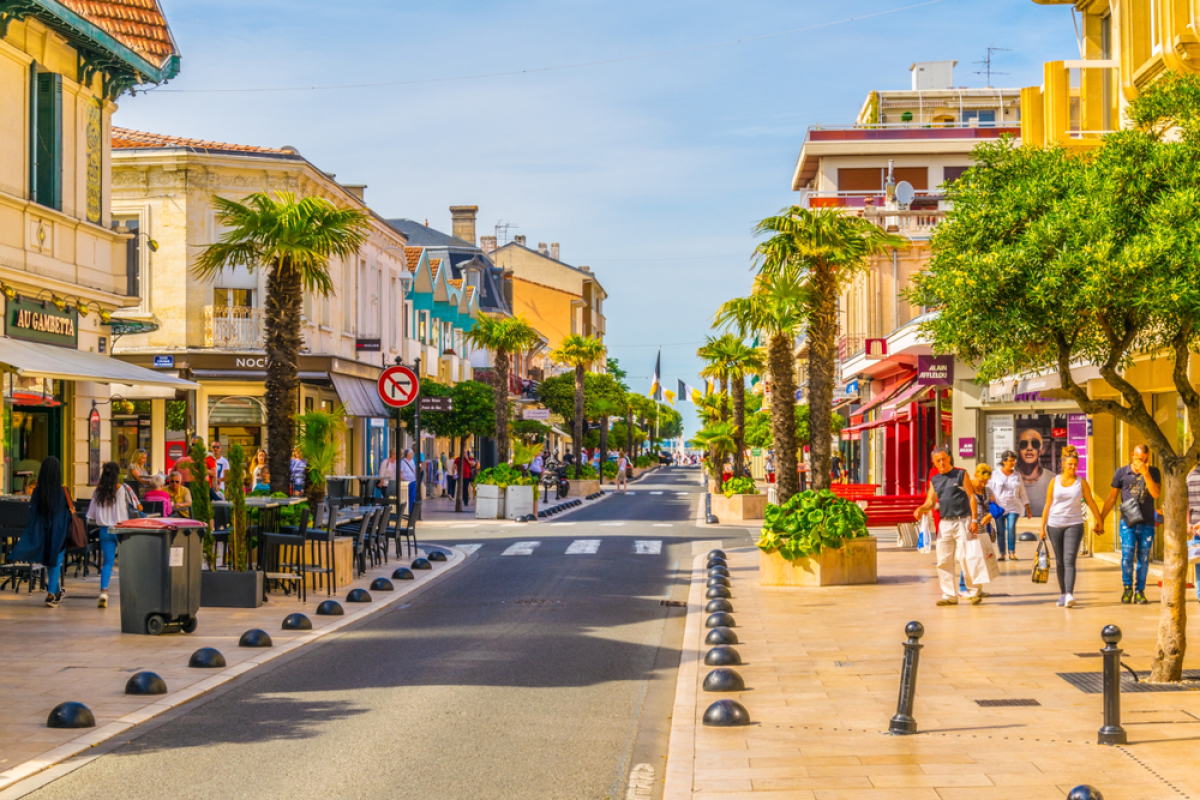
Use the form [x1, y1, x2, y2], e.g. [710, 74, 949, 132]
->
[494, 348, 511, 465]
[769, 332, 800, 504]
[265, 260, 301, 496]
[626, 409, 634, 457]
[807, 260, 837, 493]
[599, 416, 610, 482]
[454, 436, 466, 514]
[732, 376, 746, 477]
[573, 364, 585, 479]
[1150, 459, 1190, 681]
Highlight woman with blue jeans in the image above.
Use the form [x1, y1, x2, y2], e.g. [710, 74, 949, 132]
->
[987, 450, 1031, 560]
[1099, 445, 1161, 605]
[10, 457, 73, 607]
[86, 462, 138, 609]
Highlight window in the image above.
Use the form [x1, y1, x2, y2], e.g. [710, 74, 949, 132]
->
[389, 275, 397, 348]
[961, 110, 996, 127]
[941, 166, 971, 187]
[114, 216, 141, 299]
[214, 288, 254, 308]
[342, 258, 354, 333]
[418, 311, 428, 344]
[30, 68, 62, 211]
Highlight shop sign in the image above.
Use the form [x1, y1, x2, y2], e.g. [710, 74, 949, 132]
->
[165, 441, 186, 471]
[958, 438, 975, 459]
[355, 338, 381, 352]
[88, 408, 101, 485]
[153, 355, 175, 368]
[865, 338, 888, 358]
[522, 408, 551, 421]
[916, 355, 954, 387]
[5, 297, 78, 348]
[845, 380, 859, 396]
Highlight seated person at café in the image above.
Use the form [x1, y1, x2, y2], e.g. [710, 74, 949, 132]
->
[143, 474, 174, 516]
[253, 468, 272, 494]
[167, 471, 192, 518]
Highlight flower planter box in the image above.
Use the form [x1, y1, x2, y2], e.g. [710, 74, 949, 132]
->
[566, 479, 601, 498]
[475, 484, 506, 519]
[759, 537, 878, 587]
[710, 492, 767, 521]
[505, 485, 539, 520]
[200, 570, 264, 608]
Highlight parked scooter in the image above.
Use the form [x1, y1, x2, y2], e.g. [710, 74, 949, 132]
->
[541, 459, 570, 501]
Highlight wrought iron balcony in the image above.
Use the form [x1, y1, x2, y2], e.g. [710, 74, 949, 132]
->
[203, 305, 264, 349]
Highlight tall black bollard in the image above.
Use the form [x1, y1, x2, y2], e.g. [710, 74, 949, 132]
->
[1098, 625, 1127, 745]
[888, 621, 924, 735]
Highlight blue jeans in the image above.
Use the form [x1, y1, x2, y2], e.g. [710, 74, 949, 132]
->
[98, 527, 119, 591]
[47, 550, 64, 595]
[995, 512, 1019, 555]
[1119, 520, 1156, 593]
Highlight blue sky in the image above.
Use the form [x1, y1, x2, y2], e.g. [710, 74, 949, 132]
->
[123, 0, 1079, 436]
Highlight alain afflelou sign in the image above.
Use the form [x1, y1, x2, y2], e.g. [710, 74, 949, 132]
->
[5, 297, 78, 348]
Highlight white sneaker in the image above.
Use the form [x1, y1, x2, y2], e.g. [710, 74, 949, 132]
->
[1056, 595, 1066, 607]
[98, 591, 108, 609]
[1065, 594, 1076, 608]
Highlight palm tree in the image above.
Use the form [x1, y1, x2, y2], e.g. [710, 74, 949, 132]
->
[691, 421, 738, 486]
[194, 192, 369, 494]
[699, 334, 764, 479]
[550, 335, 607, 478]
[754, 207, 901, 491]
[715, 267, 808, 504]
[695, 392, 731, 490]
[462, 314, 541, 465]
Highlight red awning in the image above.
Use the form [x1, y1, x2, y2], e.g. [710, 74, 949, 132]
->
[6, 392, 61, 407]
[852, 378, 914, 421]
[882, 381, 932, 417]
[840, 418, 888, 439]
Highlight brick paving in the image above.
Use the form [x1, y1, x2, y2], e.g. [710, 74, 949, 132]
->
[665, 540, 1200, 800]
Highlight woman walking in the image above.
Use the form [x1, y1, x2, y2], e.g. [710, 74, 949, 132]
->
[1040, 446, 1102, 608]
[10, 457, 73, 607]
[86, 462, 140, 608]
[615, 451, 629, 494]
[987, 450, 1031, 561]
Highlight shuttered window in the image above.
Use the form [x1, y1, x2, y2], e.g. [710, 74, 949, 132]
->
[30, 68, 63, 211]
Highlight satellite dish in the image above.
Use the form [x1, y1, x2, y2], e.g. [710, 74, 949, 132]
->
[895, 180, 915, 207]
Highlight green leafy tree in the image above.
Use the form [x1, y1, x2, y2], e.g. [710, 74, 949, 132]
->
[408, 380, 495, 512]
[550, 335, 607, 478]
[753, 207, 901, 493]
[607, 357, 630, 391]
[188, 439, 215, 569]
[194, 193, 369, 494]
[909, 72, 1200, 682]
[699, 333, 764, 477]
[691, 422, 738, 481]
[226, 443, 249, 572]
[462, 314, 541, 465]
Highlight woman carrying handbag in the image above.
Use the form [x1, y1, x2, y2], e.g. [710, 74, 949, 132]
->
[1040, 446, 1102, 607]
[9, 457, 76, 607]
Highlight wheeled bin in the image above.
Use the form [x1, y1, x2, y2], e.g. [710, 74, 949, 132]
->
[114, 518, 207, 635]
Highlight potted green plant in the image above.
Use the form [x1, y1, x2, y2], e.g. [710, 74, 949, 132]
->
[565, 462, 602, 498]
[505, 441, 542, 519]
[711, 475, 766, 521]
[296, 406, 346, 506]
[473, 466, 509, 520]
[200, 442, 264, 608]
[756, 490, 876, 586]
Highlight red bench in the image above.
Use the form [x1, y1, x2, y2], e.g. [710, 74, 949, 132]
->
[830, 484, 881, 502]
[860, 495, 925, 527]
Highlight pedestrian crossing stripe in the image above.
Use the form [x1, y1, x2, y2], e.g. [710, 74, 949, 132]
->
[650, 491, 664, 495]
[565, 539, 601, 554]
[457, 544, 483, 554]
[634, 540, 663, 554]
[625, 492, 636, 495]
[501, 541, 541, 556]
[652, 523, 672, 528]
[480, 540, 663, 555]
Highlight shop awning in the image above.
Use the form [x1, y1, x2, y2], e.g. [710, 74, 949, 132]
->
[329, 374, 390, 418]
[853, 378, 914, 419]
[0, 337, 197, 388]
[882, 381, 932, 416]
[840, 418, 887, 439]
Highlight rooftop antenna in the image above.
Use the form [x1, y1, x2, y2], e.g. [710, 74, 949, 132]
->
[974, 46, 1011, 88]
[494, 220, 519, 245]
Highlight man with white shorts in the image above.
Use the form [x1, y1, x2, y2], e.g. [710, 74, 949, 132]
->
[915, 446, 983, 606]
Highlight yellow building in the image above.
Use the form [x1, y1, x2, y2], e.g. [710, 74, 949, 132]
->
[0, 0, 193, 496]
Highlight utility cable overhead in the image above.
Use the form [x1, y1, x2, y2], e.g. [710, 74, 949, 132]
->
[148, 0, 950, 94]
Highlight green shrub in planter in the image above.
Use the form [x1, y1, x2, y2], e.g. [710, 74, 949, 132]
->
[634, 455, 655, 468]
[757, 489, 868, 560]
[722, 477, 758, 497]
[570, 464, 599, 480]
[601, 461, 619, 479]
[477, 464, 540, 500]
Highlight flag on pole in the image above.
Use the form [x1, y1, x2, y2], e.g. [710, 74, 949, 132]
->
[649, 348, 662, 400]
[705, 378, 715, 396]
[678, 379, 702, 404]
[664, 388, 676, 405]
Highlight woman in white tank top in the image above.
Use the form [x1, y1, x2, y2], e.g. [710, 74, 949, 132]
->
[1040, 446, 1102, 607]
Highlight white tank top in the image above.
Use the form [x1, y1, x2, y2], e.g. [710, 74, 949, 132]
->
[1047, 475, 1084, 527]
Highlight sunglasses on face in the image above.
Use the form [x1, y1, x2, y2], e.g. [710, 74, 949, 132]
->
[169, 479, 181, 484]
[1019, 439, 1042, 450]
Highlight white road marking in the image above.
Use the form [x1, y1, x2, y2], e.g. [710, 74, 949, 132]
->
[652, 523, 672, 528]
[565, 539, 601, 554]
[501, 541, 541, 556]
[549, 522, 576, 527]
[626, 763, 655, 799]
[675, 492, 690, 496]
[625, 491, 636, 495]
[650, 491, 664, 495]
[599, 522, 626, 527]
[634, 540, 662, 554]
[457, 544, 483, 555]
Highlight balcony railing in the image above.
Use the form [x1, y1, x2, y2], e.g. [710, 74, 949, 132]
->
[204, 305, 264, 349]
[803, 190, 944, 210]
[862, 208, 946, 238]
[806, 123, 1021, 143]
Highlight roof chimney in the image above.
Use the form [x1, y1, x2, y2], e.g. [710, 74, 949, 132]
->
[480, 235, 497, 254]
[342, 184, 366, 201]
[513, 235, 526, 246]
[449, 205, 478, 244]
[579, 265, 591, 273]
[550, 242, 560, 261]
[537, 242, 549, 256]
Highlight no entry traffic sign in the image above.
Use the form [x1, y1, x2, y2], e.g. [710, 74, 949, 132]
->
[378, 365, 419, 408]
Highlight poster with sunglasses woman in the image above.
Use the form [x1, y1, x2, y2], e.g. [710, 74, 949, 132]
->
[1015, 417, 1065, 516]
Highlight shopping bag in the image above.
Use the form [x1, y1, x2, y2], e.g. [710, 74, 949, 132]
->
[1187, 540, 1200, 564]
[978, 533, 1001, 582]
[917, 514, 934, 554]
[963, 536, 996, 585]
[1031, 539, 1051, 584]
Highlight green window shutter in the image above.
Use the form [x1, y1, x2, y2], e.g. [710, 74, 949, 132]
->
[33, 71, 63, 211]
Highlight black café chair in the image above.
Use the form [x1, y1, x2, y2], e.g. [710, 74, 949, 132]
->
[210, 504, 232, 568]
[368, 503, 390, 568]
[300, 500, 338, 597]
[259, 508, 307, 602]
[0, 501, 44, 593]
[387, 500, 419, 559]
[350, 508, 381, 577]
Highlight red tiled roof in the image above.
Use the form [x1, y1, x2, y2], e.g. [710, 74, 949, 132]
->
[447, 278, 463, 289]
[430, 259, 442, 282]
[61, 0, 178, 65]
[404, 247, 423, 270]
[112, 127, 293, 154]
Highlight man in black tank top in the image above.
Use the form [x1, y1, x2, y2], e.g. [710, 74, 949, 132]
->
[915, 446, 983, 606]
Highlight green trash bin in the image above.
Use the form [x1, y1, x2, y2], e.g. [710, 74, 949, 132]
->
[114, 519, 207, 636]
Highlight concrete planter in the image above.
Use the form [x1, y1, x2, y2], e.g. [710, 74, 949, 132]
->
[710, 492, 767, 521]
[475, 484, 506, 519]
[566, 479, 601, 498]
[505, 485, 538, 520]
[759, 537, 878, 587]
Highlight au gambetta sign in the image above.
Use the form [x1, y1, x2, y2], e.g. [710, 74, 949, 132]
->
[916, 355, 954, 387]
[5, 297, 78, 348]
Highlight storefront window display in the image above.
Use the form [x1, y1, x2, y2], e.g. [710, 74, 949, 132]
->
[987, 412, 1089, 516]
[4, 377, 64, 495]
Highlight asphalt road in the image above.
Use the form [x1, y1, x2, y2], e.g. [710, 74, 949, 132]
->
[21, 467, 757, 800]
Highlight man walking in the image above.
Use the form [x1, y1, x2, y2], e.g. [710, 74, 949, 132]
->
[1099, 444, 1161, 604]
[211, 441, 230, 497]
[400, 449, 418, 512]
[915, 446, 983, 606]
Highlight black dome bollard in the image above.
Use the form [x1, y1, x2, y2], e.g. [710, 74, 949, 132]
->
[1068, 787, 1105, 800]
[707, 586, 732, 599]
[47, 702, 95, 729]
[124, 671, 167, 695]
[707, 549, 726, 560]
[705, 598, 734, 614]
[703, 668, 746, 693]
[412, 558, 432, 570]
[317, 600, 344, 616]
[707, 576, 731, 588]
[427, 550, 447, 562]
[708, 566, 730, 578]
[702, 699, 750, 727]
[393, 567, 415, 580]
[282, 613, 312, 630]
[538, 510, 546, 518]
[706, 557, 727, 569]
[370, 578, 395, 592]
[705, 626, 739, 645]
[239, 629, 273, 648]
[1019, 531, 1038, 541]
[705, 645, 743, 666]
[188, 647, 226, 669]
[705, 611, 736, 628]
[346, 588, 372, 603]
